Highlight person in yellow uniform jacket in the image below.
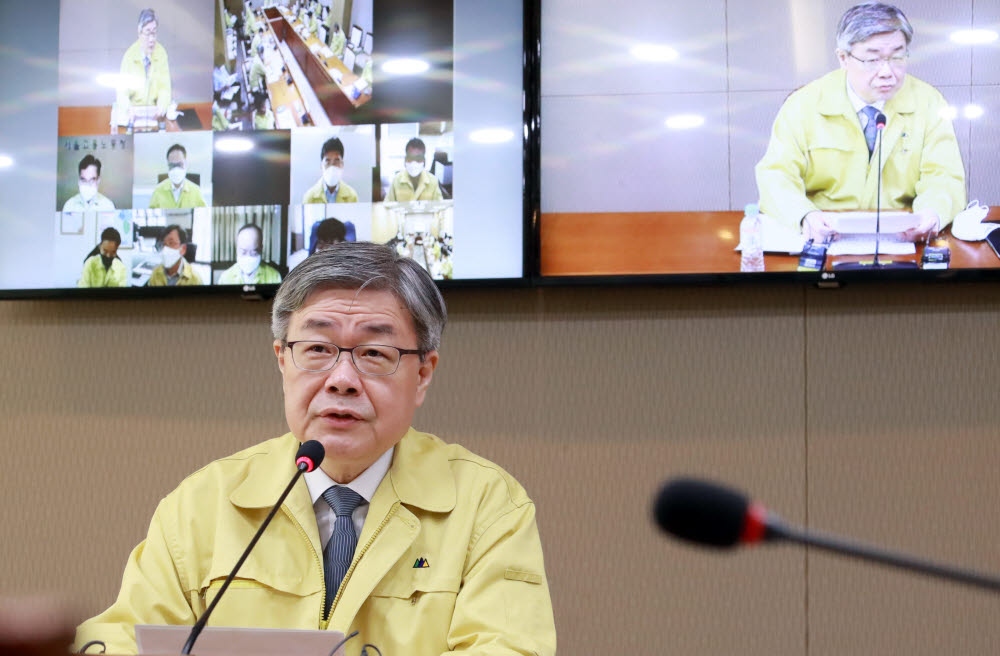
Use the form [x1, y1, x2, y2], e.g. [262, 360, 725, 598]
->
[327, 21, 345, 55]
[250, 26, 265, 57]
[244, 2, 258, 35]
[73, 242, 556, 656]
[248, 44, 268, 93]
[755, 2, 965, 243]
[386, 138, 443, 202]
[118, 9, 171, 119]
[252, 94, 276, 130]
[218, 224, 282, 285]
[148, 144, 207, 209]
[302, 136, 359, 203]
[146, 225, 203, 286]
[78, 228, 127, 288]
[212, 93, 231, 131]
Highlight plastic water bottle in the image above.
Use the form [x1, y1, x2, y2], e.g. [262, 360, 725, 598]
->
[740, 203, 765, 272]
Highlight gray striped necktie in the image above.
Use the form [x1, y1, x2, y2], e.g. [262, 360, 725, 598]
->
[321, 486, 363, 619]
[862, 105, 879, 155]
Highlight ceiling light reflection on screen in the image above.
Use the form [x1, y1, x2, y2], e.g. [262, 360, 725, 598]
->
[963, 104, 985, 119]
[664, 114, 705, 130]
[215, 137, 255, 153]
[0, 155, 13, 169]
[949, 29, 999, 45]
[382, 58, 430, 75]
[630, 44, 679, 62]
[470, 128, 515, 144]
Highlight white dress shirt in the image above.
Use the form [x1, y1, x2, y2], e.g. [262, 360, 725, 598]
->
[846, 78, 886, 131]
[303, 446, 394, 547]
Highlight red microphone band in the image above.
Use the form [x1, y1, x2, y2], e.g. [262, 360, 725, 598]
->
[740, 501, 769, 544]
[295, 456, 317, 472]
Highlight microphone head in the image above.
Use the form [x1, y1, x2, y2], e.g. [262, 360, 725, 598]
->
[653, 477, 750, 548]
[875, 113, 887, 129]
[295, 440, 325, 472]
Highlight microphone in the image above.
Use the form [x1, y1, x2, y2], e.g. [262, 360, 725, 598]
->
[873, 112, 887, 267]
[653, 477, 1000, 593]
[181, 440, 325, 654]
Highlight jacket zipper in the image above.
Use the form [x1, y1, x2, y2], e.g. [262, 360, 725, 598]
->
[327, 502, 400, 616]
[280, 505, 327, 626]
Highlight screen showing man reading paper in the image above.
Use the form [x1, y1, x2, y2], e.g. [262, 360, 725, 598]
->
[537, 0, 998, 277]
[755, 2, 965, 248]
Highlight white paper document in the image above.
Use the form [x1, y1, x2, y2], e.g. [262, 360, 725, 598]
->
[830, 211, 915, 234]
[827, 234, 916, 256]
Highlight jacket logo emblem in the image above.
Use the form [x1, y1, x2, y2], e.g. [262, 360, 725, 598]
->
[413, 557, 430, 568]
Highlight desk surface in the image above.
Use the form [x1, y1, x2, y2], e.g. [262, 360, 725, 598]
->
[540, 209, 1000, 276]
[58, 104, 212, 137]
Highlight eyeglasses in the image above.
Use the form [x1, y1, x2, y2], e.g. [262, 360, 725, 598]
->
[285, 341, 424, 375]
[847, 51, 908, 71]
[141, 28, 158, 39]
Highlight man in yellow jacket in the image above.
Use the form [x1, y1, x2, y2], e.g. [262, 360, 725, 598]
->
[386, 138, 444, 202]
[74, 242, 556, 656]
[218, 223, 283, 285]
[302, 136, 360, 203]
[755, 2, 965, 243]
[118, 9, 172, 119]
[146, 224, 203, 286]
[148, 144, 207, 209]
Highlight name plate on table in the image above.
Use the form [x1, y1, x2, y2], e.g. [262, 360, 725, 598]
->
[136, 624, 346, 656]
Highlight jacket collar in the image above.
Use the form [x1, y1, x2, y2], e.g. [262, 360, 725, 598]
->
[228, 430, 457, 513]
[388, 428, 456, 513]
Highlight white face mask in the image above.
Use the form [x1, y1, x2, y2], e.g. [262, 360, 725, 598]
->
[237, 254, 261, 275]
[78, 182, 98, 202]
[405, 161, 424, 178]
[161, 245, 182, 269]
[322, 164, 343, 188]
[168, 167, 187, 186]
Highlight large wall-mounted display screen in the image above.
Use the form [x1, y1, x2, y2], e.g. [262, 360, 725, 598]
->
[538, 0, 1000, 280]
[0, 0, 528, 294]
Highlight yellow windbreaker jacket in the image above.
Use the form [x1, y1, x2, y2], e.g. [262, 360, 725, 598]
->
[74, 430, 556, 656]
[755, 70, 966, 230]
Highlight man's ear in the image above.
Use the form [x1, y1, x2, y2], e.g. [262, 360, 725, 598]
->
[836, 49, 848, 70]
[413, 350, 438, 407]
[274, 340, 287, 374]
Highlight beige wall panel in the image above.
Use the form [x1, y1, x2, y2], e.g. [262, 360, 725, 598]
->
[805, 283, 1000, 655]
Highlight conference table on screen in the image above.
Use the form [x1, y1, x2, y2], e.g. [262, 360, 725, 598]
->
[262, 6, 369, 126]
[539, 208, 1000, 276]
[58, 104, 213, 137]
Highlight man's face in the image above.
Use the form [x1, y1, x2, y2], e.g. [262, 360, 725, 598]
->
[404, 147, 425, 167]
[838, 30, 908, 104]
[274, 288, 438, 481]
[99, 240, 118, 259]
[236, 228, 262, 257]
[79, 165, 100, 188]
[139, 20, 158, 56]
[322, 150, 344, 172]
[161, 228, 186, 257]
[167, 149, 186, 170]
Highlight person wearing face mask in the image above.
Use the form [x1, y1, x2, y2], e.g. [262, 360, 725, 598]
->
[755, 2, 965, 243]
[146, 224, 203, 286]
[218, 223, 283, 285]
[117, 8, 172, 120]
[148, 144, 207, 209]
[302, 137, 359, 204]
[78, 227, 127, 288]
[63, 155, 116, 212]
[386, 138, 443, 202]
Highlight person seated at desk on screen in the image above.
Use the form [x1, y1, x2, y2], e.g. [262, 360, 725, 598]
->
[146, 224, 202, 286]
[303, 137, 359, 204]
[78, 227, 127, 288]
[249, 44, 268, 95]
[253, 94, 276, 130]
[386, 138, 443, 202]
[73, 241, 556, 656]
[218, 223, 282, 285]
[118, 9, 171, 120]
[327, 21, 346, 56]
[212, 92, 232, 131]
[148, 144, 207, 209]
[754, 2, 965, 244]
[251, 25, 265, 57]
[244, 1, 257, 35]
[63, 154, 116, 212]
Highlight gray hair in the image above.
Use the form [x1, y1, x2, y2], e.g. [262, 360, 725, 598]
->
[836, 2, 913, 52]
[138, 8, 157, 30]
[271, 241, 447, 353]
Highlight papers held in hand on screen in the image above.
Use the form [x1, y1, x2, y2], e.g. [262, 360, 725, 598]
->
[736, 211, 921, 257]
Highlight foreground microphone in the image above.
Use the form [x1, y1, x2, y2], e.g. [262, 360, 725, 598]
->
[654, 477, 1000, 593]
[873, 112, 887, 267]
[181, 440, 325, 654]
